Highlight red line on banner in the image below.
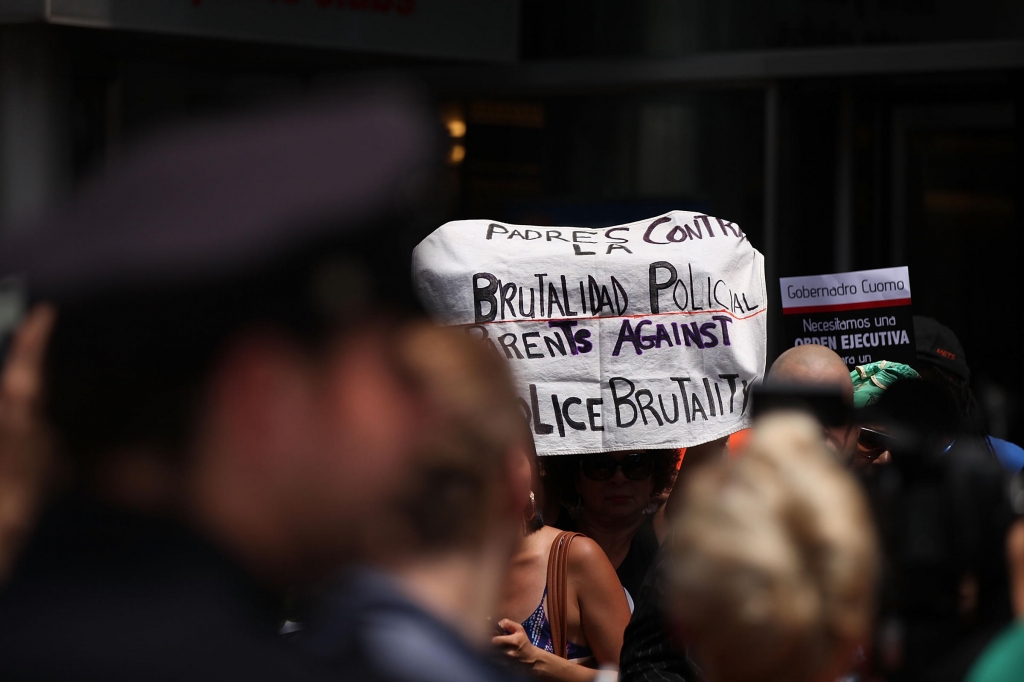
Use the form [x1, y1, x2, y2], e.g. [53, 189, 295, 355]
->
[782, 298, 912, 315]
[465, 306, 767, 327]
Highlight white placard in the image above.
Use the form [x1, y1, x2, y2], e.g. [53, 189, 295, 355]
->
[780, 266, 911, 312]
[779, 266, 915, 369]
[412, 212, 767, 455]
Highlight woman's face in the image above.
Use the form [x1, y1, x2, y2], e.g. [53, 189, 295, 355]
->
[576, 451, 656, 524]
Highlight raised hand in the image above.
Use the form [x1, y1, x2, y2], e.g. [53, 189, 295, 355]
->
[0, 304, 56, 582]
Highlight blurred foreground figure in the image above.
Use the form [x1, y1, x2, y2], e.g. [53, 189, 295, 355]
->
[0, 305, 55, 583]
[865, 380, 1012, 682]
[619, 348, 858, 682]
[967, 616, 1024, 682]
[666, 412, 879, 682]
[0, 87, 441, 681]
[301, 328, 528, 682]
[766, 344, 859, 463]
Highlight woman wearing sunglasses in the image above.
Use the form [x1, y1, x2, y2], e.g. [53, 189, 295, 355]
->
[493, 442, 632, 681]
[541, 449, 686, 602]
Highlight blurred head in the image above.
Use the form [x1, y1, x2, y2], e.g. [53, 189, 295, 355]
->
[358, 327, 528, 563]
[542, 449, 679, 525]
[667, 413, 879, 682]
[768, 345, 859, 464]
[44, 242, 439, 582]
[13, 89, 444, 584]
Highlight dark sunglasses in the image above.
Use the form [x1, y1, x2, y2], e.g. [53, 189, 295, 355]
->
[856, 427, 898, 461]
[580, 452, 654, 481]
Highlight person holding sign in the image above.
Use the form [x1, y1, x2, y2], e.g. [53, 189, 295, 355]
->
[541, 441, 726, 603]
[493, 441, 631, 681]
[411, 212, 766, 461]
[412, 211, 765, 603]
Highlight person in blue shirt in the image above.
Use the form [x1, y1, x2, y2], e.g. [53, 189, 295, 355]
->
[911, 317, 1024, 626]
[300, 328, 531, 682]
[911, 316, 1024, 473]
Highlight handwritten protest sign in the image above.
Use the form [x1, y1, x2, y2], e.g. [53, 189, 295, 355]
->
[412, 211, 767, 455]
[780, 266, 915, 370]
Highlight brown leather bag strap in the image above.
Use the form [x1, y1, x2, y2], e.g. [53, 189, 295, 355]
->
[546, 531, 583, 659]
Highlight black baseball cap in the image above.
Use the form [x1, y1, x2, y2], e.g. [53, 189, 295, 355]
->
[913, 316, 970, 382]
[0, 84, 444, 464]
[0, 83, 442, 313]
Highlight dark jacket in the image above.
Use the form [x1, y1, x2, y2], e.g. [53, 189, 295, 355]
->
[301, 567, 524, 682]
[619, 551, 703, 682]
[0, 495, 340, 682]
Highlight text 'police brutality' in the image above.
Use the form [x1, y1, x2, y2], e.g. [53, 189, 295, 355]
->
[412, 212, 767, 455]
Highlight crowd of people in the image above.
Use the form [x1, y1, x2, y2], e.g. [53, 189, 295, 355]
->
[0, 86, 1022, 682]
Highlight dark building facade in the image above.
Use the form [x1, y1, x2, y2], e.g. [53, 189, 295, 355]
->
[1, 0, 1022, 439]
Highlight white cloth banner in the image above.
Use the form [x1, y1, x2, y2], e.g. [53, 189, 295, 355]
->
[411, 211, 767, 455]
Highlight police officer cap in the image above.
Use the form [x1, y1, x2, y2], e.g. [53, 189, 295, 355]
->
[0, 83, 440, 311]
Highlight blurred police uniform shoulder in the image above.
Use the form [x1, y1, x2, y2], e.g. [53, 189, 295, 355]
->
[301, 568, 526, 682]
[0, 494, 348, 682]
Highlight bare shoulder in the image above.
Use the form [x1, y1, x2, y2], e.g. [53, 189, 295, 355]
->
[566, 536, 628, 611]
[567, 536, 615, 574]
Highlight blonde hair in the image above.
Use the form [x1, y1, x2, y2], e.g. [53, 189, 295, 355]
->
[666, 413, 879, 682]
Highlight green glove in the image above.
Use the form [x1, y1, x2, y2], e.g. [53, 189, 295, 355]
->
[851, 360, 920, 409]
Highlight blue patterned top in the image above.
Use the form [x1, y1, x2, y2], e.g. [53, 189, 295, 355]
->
[520, 588, 593, 661]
